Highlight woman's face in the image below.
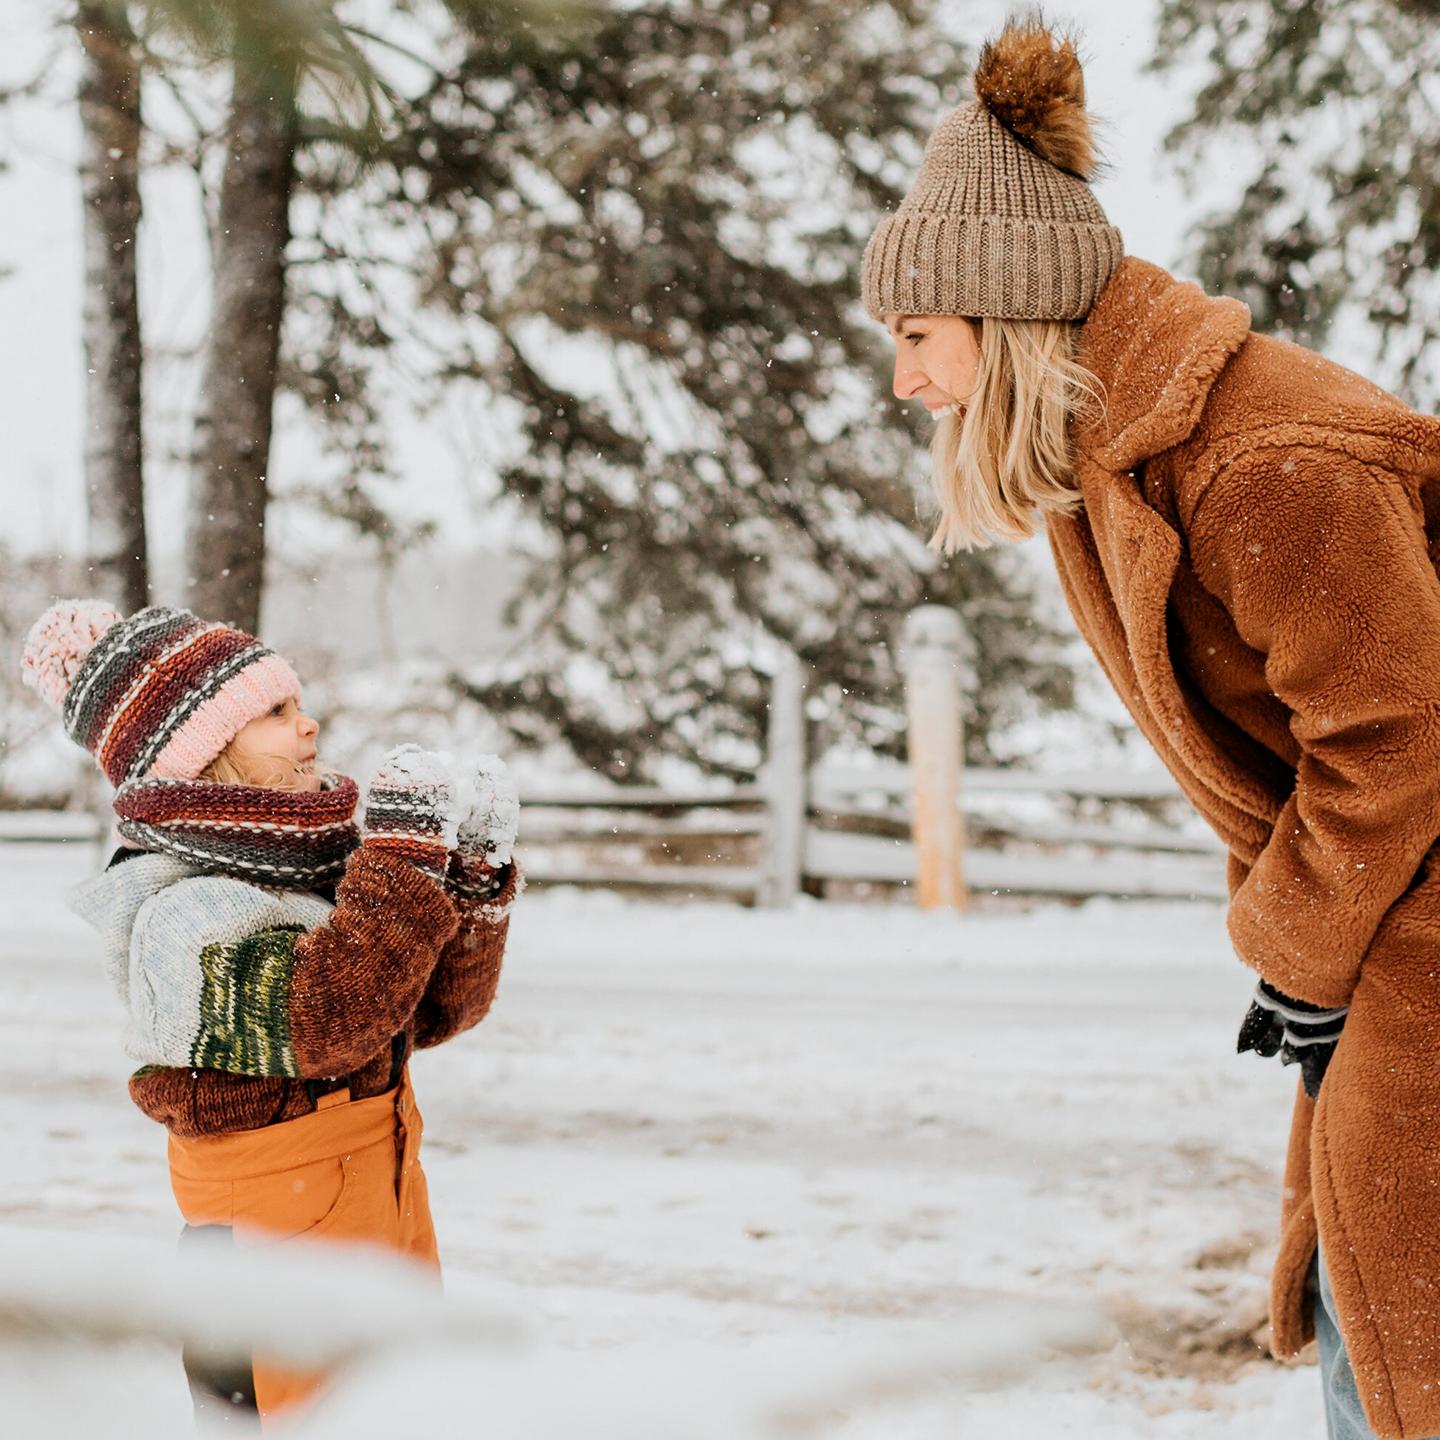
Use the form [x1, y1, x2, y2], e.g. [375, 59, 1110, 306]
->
[886, 313, 982, 417]
[227, 696, 322, 791]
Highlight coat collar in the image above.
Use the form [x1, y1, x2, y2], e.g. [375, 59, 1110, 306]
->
[1076, 257, 1252, 474]
[1047, 259, 1280, 857]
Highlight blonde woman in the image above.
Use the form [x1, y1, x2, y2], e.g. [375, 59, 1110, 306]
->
[864, 19, 1440, 1440]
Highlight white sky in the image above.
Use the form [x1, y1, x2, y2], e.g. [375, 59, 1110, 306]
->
[0, 0, 1207, 560]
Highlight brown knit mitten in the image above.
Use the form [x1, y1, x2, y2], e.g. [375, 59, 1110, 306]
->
[361, 744, 462, 880]
[449, 754, 519, 900]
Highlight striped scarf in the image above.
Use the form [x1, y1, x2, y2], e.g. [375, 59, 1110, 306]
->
[112, 773, 360, 887]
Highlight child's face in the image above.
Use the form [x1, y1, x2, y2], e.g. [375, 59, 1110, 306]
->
[227, 697, 322, 791]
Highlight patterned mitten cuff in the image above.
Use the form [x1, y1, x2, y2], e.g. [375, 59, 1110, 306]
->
[361, 744, 462, 880]
[448, 855, 511, 902]
[454, 754, 519, 869]
[1237, 979, 1348, 1099]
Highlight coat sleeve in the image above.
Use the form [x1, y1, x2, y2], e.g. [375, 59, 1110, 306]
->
[1187, 443, 1440, 1007]
[413, 862, 521, 1050]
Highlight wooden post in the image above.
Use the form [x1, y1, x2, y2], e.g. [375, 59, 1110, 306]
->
[900, 606, 968, 910]
[759, 650, 807, 907]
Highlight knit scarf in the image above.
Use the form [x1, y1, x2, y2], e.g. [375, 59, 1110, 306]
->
[112, 773, 360, 888]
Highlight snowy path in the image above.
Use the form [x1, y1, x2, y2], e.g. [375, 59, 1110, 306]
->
[2, 842, 1322, 1435]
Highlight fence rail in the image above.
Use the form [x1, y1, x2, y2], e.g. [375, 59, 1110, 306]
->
[511, 763, 1225, 903]
[0, 613, 1231, 905]
[0, 767, 1226, 905]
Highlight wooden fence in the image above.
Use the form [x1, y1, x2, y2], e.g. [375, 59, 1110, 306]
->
[0, 760, 1227, 906]
[0, 612, 1230, 905]
[0, 766, 1226, 906]
[510, 619, 1227, 905]
[507, 767, 1225, 905]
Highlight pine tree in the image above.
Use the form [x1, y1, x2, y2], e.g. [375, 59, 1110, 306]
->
[46, 0, 1082, 780]
[1153, 0, 1440, 406]
[290, 0, 1080, 781]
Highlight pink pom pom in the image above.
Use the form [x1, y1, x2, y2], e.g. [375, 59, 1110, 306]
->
[21, 599, 122, 711]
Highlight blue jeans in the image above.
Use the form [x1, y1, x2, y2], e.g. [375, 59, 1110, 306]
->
[1312, 1251, 1435, 1440]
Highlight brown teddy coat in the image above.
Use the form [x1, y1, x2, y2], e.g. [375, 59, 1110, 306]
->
[1050, 257, 1440, 1440]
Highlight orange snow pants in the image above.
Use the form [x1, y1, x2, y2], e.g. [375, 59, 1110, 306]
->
[168, 1069, 439, 1426]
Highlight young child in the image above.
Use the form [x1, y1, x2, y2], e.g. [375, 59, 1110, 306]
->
[21, 599, 522, 1426]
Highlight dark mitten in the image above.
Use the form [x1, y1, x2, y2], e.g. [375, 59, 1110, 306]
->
[1237, 979, 1348, 1099]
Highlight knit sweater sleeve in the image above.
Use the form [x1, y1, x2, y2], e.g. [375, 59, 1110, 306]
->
[127, 848, 459, 1079]
[286, 848, 460, 1075]
[1187, 444, 1440, 1007]
[413, 862, 521, 1050]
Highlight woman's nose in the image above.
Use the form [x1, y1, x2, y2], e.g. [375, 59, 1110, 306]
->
[892, 353, 926, 400]
[298, 713, 319, 739]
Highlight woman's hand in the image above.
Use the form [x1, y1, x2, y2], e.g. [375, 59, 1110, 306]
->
[361, 744, 463, 880]
[1237, 979, 1348, 1099]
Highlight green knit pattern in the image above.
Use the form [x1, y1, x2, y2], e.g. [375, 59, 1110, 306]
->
[190, 926, 302, 1076]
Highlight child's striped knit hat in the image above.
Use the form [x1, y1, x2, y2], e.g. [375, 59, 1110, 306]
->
[21, 600, 301, 786]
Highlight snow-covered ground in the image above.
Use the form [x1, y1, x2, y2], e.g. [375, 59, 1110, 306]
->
[2, 840, 1323, 1435]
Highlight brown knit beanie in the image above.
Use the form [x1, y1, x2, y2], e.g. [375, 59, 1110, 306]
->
[862, 19, 1122, 322]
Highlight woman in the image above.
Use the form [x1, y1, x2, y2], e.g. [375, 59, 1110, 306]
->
[863, 19, 1440, 1440]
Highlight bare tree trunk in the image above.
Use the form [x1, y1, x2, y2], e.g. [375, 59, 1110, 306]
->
[184, 46, 297, 633]
[76, 1, 148, 615]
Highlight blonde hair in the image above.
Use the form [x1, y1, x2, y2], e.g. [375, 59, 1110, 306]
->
[200, 740, 310, 791]
[928, 316, 1103, 553]
[199, 746, 251, 786]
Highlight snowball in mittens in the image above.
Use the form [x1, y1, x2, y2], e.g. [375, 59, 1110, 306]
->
[366, 744, 464, 850]
[457, 754, 520, 865]
[370, 743, 458, 790]
[21, 599, 121, 711]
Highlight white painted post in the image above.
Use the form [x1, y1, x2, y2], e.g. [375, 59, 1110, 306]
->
[900, 606, 968, 911]
[759, 651, 807, 907]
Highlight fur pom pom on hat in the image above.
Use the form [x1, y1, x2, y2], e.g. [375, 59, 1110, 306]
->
[21, 600, 301, 787]
[861, 17, 1122, 322]
[972, 19, 1095, 179]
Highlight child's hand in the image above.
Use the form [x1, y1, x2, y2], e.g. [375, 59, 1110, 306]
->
[456, 754, 519, 867]
[446, 755, 519, 900]
[361, 744, 463, 880]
